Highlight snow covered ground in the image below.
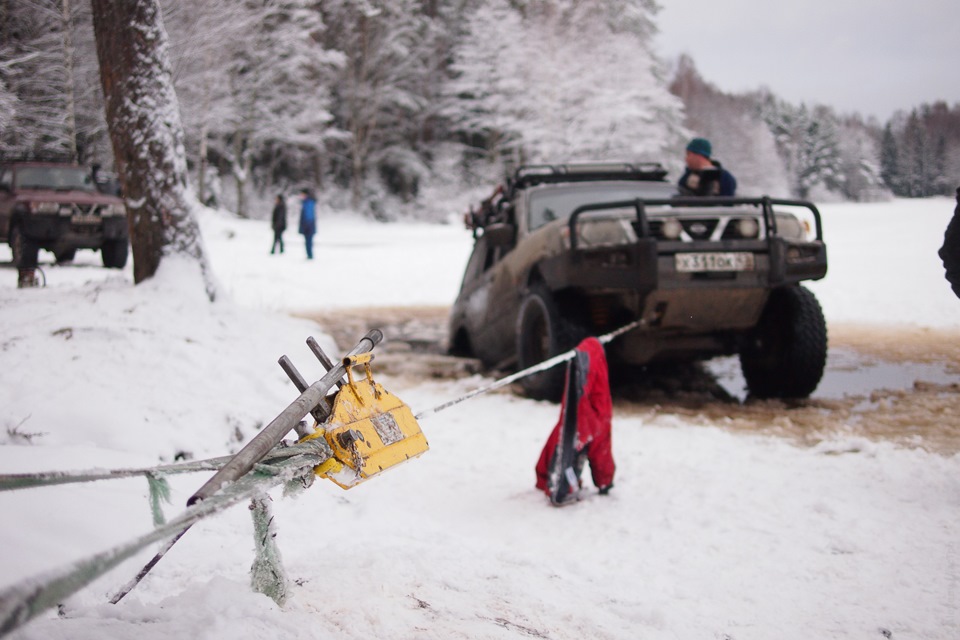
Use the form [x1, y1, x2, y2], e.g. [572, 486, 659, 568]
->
[1, 196, 958, 639]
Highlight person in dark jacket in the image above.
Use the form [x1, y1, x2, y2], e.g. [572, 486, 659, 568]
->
[677, 137, 737, 196]
[939, 186, 960, 299]
[535, 337, 615, 505]
[270, 194, 287, 254]
[298, 188, 316, 260]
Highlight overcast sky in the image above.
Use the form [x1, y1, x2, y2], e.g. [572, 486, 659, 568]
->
[654, 0, 958, 122]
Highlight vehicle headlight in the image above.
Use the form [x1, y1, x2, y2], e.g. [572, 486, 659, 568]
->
[735, 217, 759, 238]
[578, 219, 633, 248]
[775, 214, 805, 240]
[30, 202, 60, 214]
[661, 218, 683, 240]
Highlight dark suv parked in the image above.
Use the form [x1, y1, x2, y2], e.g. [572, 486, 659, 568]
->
[0, 160, 129, 268]
[448, 163, 828, 400]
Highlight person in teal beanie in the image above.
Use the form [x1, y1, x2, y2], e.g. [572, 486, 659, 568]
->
[678, 137, 737, 196]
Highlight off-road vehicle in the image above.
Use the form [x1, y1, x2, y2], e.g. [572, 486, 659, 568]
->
[448, 163, 828, 400]
[0, 159, 129, 268]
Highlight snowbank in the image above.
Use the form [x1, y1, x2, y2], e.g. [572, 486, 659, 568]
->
[1, 197, 958, 639]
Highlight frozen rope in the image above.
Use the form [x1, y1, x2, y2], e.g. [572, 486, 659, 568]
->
[0, 444, 322, 493]
[0, 440, 331, 637]
[415, 318, 643, 420]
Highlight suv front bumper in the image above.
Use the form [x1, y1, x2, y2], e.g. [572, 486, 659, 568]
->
[20, 214, 128, 249]
[538, 238, 827, 293]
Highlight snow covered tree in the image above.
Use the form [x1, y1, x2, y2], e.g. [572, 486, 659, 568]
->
[0, 77, 15, 130]
[447, 0, 686, 169]
[834, 116, 888, 201]
[670, 57, 789, 195]
[164, 0, 341, 217]
[879, 123, 901, 194]
[880, 102, 960, 197]
[91, 0, 215, 297]
[319, 0, 439, 209]
[899, 110, 938, 197]
[0, 0, 109, 160]
[760, 97, 844, 199]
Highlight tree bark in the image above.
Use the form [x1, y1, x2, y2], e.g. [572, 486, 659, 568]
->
[90, 0, 214, 298]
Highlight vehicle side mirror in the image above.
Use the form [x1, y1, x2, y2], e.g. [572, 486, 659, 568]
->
[482, 223, 516, 247]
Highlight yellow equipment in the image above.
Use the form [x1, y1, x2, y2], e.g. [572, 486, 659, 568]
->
[300, 353, 429, 489]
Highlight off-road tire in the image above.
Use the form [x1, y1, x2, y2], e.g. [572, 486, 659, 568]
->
[516, 284, 584, 401]
[739, 285, 827, 399]
[101, 239, 128, 269]
[55, 248, 77, 263]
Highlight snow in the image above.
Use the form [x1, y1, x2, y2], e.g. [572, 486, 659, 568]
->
[1, 196, 958, 639]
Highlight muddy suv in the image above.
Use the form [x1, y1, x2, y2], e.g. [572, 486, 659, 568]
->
[0, 160, 129, 268]
[448, 163, 828, 400]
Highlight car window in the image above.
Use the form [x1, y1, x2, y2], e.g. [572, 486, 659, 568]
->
[460, 236, 504, 288]
[461, 238, 489, 286]
[14, 166, 95, 192]
[527, 182, 676, 231]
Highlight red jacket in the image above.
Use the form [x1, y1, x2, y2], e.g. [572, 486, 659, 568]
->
[535, 337, 615, 495]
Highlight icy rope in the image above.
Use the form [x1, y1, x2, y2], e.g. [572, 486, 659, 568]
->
[415, 318, 643, 420]
[0, 444, 325, 493]
[0, 440, 330, 637]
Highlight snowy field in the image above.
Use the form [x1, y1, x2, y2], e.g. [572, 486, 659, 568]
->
[1, 196, 958, 639]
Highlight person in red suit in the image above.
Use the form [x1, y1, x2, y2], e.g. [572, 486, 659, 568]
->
[535, 337, 615, 505]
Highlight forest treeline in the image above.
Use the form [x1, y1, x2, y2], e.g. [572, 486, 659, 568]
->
[2, 0, 958, 220]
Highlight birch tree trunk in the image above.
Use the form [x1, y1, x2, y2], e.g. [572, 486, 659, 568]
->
[60, 0, 78, 160]
[90, 0, 215, 299]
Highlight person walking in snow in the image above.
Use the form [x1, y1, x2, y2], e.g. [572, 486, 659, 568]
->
[298, 188, 316, 260]
[270, 194, 287, 255]
[677, 137, 737, 197]
[939, 186, 960, 299]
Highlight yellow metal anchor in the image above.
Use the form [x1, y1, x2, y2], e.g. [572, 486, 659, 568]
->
[300, 353, 429, 489]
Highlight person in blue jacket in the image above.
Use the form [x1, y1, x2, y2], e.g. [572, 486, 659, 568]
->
[298, 188, 317, 260]
[677, 137, 737, 197]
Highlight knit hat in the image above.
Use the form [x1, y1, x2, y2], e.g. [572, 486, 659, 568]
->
[686, 137, 712, 158]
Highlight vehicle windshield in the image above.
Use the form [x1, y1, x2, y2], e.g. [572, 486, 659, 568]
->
[527, 182, 676, 231]
[14, 166, 95, 192]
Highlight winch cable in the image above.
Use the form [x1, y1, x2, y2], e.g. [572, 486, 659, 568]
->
[415, 318, 644, 420]
[0, 319, 644, 635]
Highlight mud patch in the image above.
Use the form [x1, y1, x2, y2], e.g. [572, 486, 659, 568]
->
[300, 307, 960, 454]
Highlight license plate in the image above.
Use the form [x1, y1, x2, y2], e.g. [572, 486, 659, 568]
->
[675, 252, 754, 272]
[71, 214, 100, 225]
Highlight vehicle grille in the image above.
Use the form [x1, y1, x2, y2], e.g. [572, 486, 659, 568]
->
[647, 215, 761, 242]
[681, 219, 717, 240]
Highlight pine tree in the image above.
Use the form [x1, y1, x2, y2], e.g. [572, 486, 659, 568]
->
[879, 123, 901, 195]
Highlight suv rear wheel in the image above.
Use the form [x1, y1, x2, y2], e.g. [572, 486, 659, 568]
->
[739, 285, 827, 399]
[516, 283, 583, 401]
